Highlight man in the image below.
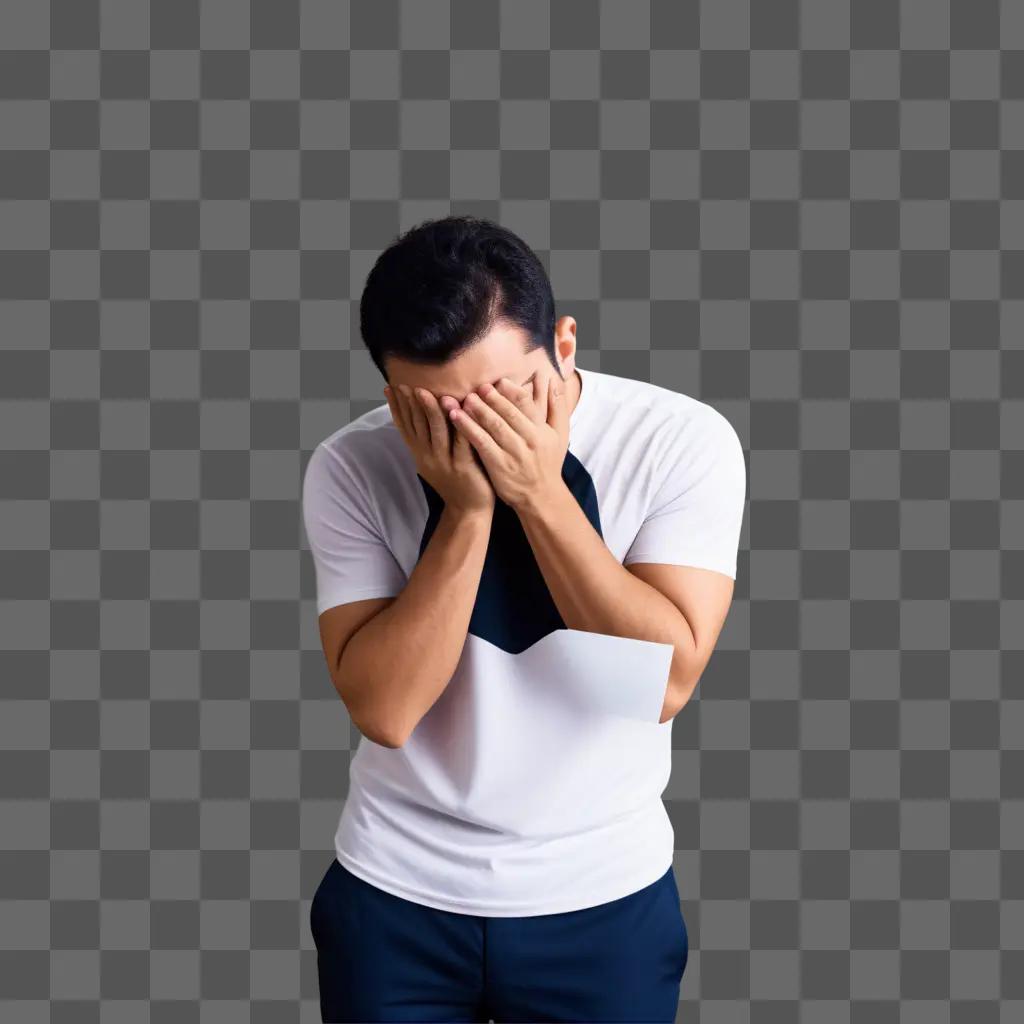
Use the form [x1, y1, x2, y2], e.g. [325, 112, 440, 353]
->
[302, 215, 746, 1022]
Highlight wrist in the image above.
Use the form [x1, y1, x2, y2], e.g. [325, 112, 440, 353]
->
[514, 478, 569, 522]
[444, 502, 494, 527]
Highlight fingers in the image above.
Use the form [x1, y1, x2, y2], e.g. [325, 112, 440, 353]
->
[386, 383, 461, 460]
[546, 373, 566, 431]
[450, 416, 474, 463]
[492, 377, 543, 427]
[383, 385, 412, 444]
[414, 387, 453, 456]
[398, 384, 428, 443]
[463, 386, 530, 455]
[450, 400, 504, 463]
[438, 396, 467, 457]
[388, 377, 540, 461]
[442, 397, 479, 465]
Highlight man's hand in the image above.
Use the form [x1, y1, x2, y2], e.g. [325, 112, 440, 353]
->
[384, 384, 496, 517]
[447, 373, 570, 513]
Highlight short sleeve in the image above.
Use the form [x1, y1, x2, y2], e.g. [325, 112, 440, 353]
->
[301, 441, 407, 615]
[622, 407, 746, 579]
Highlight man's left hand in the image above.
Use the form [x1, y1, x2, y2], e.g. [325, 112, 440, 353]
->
[448, 373, 570, 513]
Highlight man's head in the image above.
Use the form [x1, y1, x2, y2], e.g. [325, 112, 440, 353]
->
[359, 215, 579, 408]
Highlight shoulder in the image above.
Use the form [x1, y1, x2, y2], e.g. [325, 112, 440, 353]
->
[664, 395, 744, 480]
[581, 369, 743, 479]
[675, 396, 743, 459]
[628, 386, 745, 504]
[588, 368, 732, 431]
[612, 372, 741, 460]
[306, 404, 406, 488]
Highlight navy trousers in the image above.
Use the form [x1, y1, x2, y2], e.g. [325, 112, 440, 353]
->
[310, 857, 688, 1023]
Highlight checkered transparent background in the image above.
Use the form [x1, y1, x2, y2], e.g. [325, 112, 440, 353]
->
[2, 1, 1023, 1022]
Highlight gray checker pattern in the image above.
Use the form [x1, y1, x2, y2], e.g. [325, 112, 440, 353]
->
[1, 1, 1023, 1022]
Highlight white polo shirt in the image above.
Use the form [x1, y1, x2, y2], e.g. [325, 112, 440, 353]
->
[301, 365, 746, 916]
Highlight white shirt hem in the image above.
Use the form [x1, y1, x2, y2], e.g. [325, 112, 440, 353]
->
[331, 845, 675, 918]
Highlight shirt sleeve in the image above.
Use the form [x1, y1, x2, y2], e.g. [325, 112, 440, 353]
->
[301, 440, 407, 615]
[622, 406, 746, 579]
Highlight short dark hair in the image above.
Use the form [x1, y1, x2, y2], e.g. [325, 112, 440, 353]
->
[359, 215, 558, 380]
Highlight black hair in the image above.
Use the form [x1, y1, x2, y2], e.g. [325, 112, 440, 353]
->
[359, 215, 559, 380]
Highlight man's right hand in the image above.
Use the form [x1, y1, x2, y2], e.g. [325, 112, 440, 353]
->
[384, 384, 496, 518]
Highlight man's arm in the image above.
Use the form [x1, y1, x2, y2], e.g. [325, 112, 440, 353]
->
[447, 378, 745, 724]
[328, 504, 492, 748]
[516, 485, 733, 723]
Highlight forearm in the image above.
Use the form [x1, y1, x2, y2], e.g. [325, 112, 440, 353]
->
[339, 504, 491, 746]
[517, 483, 700, 714]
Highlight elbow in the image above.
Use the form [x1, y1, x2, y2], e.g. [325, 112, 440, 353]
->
[360, 720, 408, 749]
[332, 651, 409, 749]
[660, 664, 703, 723]
[328, 670, 398, 748]
[342, 690, 409, 749]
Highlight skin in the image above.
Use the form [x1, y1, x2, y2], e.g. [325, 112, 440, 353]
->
[382, 317, 582, 517]
[314, 317, 586, 746]
[369, 314, 736, 729]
